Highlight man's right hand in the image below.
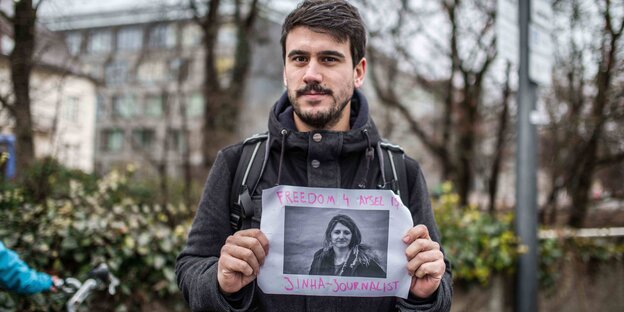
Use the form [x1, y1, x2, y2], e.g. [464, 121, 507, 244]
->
[217, 229, 269, 295]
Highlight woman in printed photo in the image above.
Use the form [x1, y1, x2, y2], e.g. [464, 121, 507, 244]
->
[309, 214, 386, 278]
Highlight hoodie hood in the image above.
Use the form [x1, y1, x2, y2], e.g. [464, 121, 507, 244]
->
[265, 89, 382, 189]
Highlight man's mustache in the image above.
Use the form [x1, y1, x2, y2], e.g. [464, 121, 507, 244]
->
[296, 83, 333, 97]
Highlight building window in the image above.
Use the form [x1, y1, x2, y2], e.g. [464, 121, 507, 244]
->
[65, 32, 82, 55]
[105, 61, 128, 86]
[63, 96, 80, 123]
[168, 58, 189, 82]
[182, 23, 202, 47]
[101, 129, 124, 152]
[87, 30, 112, 54]
[144, 95, 164, 117]
[132, 128, 155, 151]
[117, 27, 142, 51]
[169, 129, 186, 152]
[217, 25, 237, 52]
[148, 24, 176, 49]
[137, 60, 166, 84]
[185, 92, 204, 117]
[96, 94, 107, 119]
[112, 94, 138, 118]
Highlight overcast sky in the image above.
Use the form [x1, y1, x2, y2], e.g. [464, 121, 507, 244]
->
[39, 0, 299, 18]
[39, 0, 200, 17]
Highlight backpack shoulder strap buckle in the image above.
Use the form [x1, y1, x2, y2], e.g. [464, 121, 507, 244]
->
[377, 140, 409, 206]
[230, 132, 270, 231]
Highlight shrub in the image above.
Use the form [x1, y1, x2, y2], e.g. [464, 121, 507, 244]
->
[2, 163, 621, 310]
[0, 164, 193, 311]
[432, 182, 624, 290]
[538, 235, 623, 291]
[16, 157, 98, 204]
[433, 182, 518, 285]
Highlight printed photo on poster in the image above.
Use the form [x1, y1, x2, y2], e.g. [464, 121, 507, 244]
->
[258, 185, 414, 298]
[283, 207, 389, 278]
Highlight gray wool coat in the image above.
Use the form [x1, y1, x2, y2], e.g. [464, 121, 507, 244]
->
[175, 90, 453, 312]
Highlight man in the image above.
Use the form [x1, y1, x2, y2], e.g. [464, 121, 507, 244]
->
[0, 241, 56, 294]
[176, 0, 452, 311]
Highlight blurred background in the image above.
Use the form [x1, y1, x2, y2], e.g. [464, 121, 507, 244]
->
[0, 0, 622, 311]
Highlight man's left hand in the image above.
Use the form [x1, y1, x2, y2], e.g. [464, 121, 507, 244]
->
[403, 224, 445, 299]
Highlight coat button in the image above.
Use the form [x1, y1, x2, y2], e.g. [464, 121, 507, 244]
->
[312, 133, 322, 142]
[311, 159, 320, 168]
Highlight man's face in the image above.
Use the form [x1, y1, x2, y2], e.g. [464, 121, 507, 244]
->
[283, 26, 366, 131]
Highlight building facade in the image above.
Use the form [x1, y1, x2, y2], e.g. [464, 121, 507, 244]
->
[0, 9, 98, 174]
[42, 4, 284, 178]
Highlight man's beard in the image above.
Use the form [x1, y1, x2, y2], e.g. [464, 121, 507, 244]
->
[289, 82, 350, 130]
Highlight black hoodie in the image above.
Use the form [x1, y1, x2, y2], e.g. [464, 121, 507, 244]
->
[176, 90, 452, 311]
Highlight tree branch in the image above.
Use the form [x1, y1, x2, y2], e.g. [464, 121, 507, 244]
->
[368, 48, 448, 161]
[206, 0, 220, 29]
[0, 9, 12, 23]
[463, 7, 495, 68]
[390, 45, 447, 100]
[234, 0, 242, 24]
[244, 0, 259, 31]
[475, 37, 497, 82]
[34, 0, 46, 12]
[603, 0, 623, 39]
[188, 0, 204, 27]
[0, 93, 14, 115]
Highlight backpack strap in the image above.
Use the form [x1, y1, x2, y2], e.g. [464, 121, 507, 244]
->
[378, 141, 409, 206]
[230, 132, 269, 231]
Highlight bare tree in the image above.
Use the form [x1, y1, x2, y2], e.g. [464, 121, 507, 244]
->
[488, 62, 512, 214]
[189, 0, 259, 171]
[158, 90, 171, 206]
[543, 0, 624, 227]
[177, 74, 193, 208]
[362, 0, 499, 207]
[0, 0, 43, 175]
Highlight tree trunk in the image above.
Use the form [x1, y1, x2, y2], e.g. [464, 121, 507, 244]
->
[10, 0, 37, 175]
[568, 133, 598, 228]
[177, 61, 192, 208]
[159, 91, 170, 207]
[362, 0, 496, 206]
[567, 1, 621, 227]
[489, 64, 512, 214]
[198, 0, 257, 170]
[567, 70, 609, 228]
[202, 92, 240, 168]
[455, 79, 481, 207]
[441, 0, 459, 181]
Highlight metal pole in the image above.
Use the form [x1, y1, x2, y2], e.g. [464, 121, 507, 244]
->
[516, 0, 538, 311]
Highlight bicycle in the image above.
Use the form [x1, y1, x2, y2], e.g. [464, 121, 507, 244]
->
[55, 263, 119, 312]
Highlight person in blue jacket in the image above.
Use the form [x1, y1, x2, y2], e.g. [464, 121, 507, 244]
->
[0, 241, 55, 294]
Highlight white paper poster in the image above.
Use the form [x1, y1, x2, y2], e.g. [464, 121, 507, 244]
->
[257, 185, 414, 298]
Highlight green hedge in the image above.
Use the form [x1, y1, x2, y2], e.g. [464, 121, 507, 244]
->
[433, 182, 517, 285]
[433, 182, 624, 288]
[0, 159, 193, 311]
[1, 160, 622, 310]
